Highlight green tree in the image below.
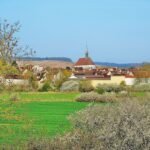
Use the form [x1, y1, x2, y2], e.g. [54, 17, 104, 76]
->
[0, 59, 18, 77]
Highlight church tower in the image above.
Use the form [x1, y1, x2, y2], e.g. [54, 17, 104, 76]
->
[74, 46, 96, 70]
[85, 44, 89, 58]
[85, 50, 89, 58]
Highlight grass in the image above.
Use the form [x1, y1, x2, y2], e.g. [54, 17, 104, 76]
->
[0, 92, 88, 145]
[0, 91, 147, 146]
[0, 92, 80, 102]
[131, 91, 146, 97]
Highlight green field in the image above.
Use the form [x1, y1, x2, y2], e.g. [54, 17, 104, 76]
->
[0, 91, 146, 145]
[0, 92, 88, 145]
[0, 92, 80, 102]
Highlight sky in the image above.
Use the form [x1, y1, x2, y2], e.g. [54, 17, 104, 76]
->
[0, 0, 150, 63]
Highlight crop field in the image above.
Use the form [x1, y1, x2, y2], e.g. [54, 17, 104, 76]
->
[0, 92, 88, 145]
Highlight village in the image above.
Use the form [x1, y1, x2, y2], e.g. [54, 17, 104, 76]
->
[1, 49, 148, 90]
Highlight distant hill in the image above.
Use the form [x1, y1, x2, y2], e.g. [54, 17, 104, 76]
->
[17, 60, 73, 69]
[19, 57, 145, 68]
[21, 57, 73, 62]
[95, 62, 143, 68]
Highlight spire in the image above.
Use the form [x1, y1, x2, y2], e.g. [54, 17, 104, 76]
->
[85, 43, 89, 58]
[85, 50, 89, 58]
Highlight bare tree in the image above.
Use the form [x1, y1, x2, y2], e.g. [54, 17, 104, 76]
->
[0, 19, 35, 64]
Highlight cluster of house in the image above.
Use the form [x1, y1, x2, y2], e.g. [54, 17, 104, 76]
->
[3, 64, 48, 86]
[3, 50, 149, 87]
[69, 51, 140, 86]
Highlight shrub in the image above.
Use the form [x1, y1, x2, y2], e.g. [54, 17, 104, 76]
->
[95, 86, 105, 94]
[52, 70, 66, 90]
[68, 99, 150, 150]
[132, 84, 150, 92]
[29, 76, 38, 91]
[39, 82, 51, 92]
[75, 92, 117, 103]
[16, 85, 30, 92]
[79, 80, 94, 92]
[120, 81, 126, 86]
[0, 82, 5, 92]
[60, 80, 79, 92]
[117, 91, 129, 98]
[5, 84, 32, 92]
[26, 99, 150, 150]
[96, 84, 124, 93]
[9, 93, 20, 101]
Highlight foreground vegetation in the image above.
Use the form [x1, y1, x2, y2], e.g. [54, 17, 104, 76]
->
[0, 92, 88, 146]
[0, 92, 80, 102]
[0, 90, 149, 149]
[27, 97, 150, 150]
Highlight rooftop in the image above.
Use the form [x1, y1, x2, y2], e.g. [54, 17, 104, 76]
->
[74, 57, 95, 66]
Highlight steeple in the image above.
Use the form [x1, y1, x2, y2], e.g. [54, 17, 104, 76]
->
[85, 50, 89, 58]
[85, 44, 89, 58]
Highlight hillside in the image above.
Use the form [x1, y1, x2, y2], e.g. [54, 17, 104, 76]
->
[21, 57, 73, 62]
[95, 62, 143, 68]
[17, 60, 73, 69]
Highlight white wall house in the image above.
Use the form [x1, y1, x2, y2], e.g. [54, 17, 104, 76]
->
[125, 77, 136, 85]
[125, 77, 150, 85]
[74, 64, 96, 70]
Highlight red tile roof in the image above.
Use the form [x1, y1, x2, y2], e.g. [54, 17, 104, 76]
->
[86, 76, 111, 79]
[125, 75, 135, 78]
[74, 58, 95, 66]
[74, 70, 95, 75]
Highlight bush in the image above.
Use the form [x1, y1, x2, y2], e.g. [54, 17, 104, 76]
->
[79, 80, 94, 92]
[75, 92, 117, 103]
[39, 82, 51, 92]
[11, 84, 31, 92]
[9, 93, 20, 101]
[117, 91, 129, 98]
[120, 81, 126, 86]
[29, 76, 38, 91]
[132, 84, 150, 92]
[52, 70, 66, 90]
[0, 82, 6, 92]
[96, 84, 124, 93]
[69, 100, 150, 150]
[26, 99, 150, 150]
[95, 86, 105, 94]
[60, 80, 79, 92]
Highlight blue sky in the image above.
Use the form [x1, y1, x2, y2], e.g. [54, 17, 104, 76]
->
[0, 0, 150, 63]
